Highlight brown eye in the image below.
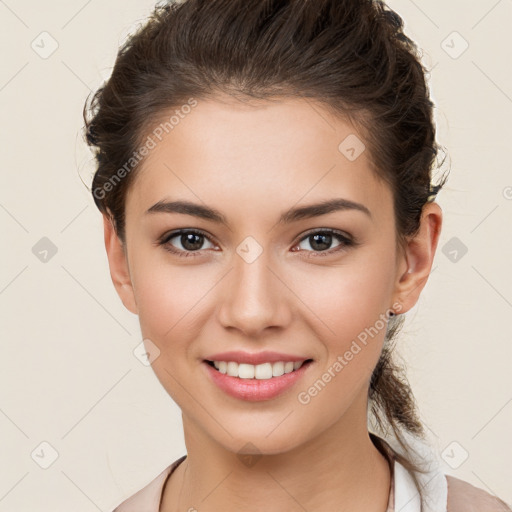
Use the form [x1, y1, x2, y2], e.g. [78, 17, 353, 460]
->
[293, 229, 355, 257]
[159, 229, 216, 257]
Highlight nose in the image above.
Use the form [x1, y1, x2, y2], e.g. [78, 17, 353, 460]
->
[217, 248, 292, 337]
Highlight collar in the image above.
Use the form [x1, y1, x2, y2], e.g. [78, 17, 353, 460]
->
[375, 433, 448, 512]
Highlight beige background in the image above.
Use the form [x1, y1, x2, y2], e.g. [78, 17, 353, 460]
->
[1, 0, 511, 510]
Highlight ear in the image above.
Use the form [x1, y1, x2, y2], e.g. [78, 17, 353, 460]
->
[103, 213, 138, 315]
[391, 202, 443, 314]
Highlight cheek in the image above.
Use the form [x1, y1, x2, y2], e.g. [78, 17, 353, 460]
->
[291, 263, 394, 426]
[129, 251, 214, 345]
[131, 260, 214, 401]
[132, 238, 396, 351]
[288, 252, 396, 344]
[285, 251, 396, 400]
[125, 242, 396, 449]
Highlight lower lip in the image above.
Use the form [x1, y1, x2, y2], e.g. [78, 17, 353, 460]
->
[203, 360, 313, 401]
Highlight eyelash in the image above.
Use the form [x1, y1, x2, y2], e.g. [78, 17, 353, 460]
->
[157, 228, 357, 259]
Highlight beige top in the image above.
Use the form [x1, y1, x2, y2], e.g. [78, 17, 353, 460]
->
[111, 435, 512, 512]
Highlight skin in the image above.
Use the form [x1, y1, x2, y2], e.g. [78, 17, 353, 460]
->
[103, 96, 442, 512]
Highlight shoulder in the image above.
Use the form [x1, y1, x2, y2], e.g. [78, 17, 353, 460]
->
[446, 474, 512, 512]
[111, 455, 187, 512]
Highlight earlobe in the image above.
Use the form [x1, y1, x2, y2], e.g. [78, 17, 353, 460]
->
[392, 202, 443, 313]
[102, 213, 138, 315]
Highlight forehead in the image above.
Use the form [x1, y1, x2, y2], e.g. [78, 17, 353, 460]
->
[125, 97, 392, 225]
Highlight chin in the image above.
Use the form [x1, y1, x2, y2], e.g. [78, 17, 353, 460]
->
[209, 419, 311, 457]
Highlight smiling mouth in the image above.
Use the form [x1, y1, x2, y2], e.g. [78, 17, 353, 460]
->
[204, 359, 314, 380]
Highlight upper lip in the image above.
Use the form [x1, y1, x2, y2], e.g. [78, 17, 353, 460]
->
[204, 351, 312, 365]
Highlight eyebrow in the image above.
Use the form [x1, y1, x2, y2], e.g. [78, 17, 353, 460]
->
[145, 198, 372, 226]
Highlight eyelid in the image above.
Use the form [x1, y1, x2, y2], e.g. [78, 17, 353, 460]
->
[157, 227, 357, 257]
[296, 227, 353, 244]
[158, 228, 217, 247]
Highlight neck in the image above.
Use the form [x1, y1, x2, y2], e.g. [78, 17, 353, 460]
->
[161, 398, 391, 512]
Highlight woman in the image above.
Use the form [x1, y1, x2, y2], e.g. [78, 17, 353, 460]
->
[83, 0, 512, 510]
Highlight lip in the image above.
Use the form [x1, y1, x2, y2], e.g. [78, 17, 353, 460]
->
[204, 350, 311, 365]
[202, 359, 314, 401]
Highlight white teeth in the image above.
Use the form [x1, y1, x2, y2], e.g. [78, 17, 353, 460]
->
[227, 361, 238, 377]
[210, 360, 307, 379]
[239, 363, 255, 379]
[253, 362, 270, 379]
[272, 361, 284, 377]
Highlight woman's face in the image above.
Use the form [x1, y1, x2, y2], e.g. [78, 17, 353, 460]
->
[106, 97, 435, 455]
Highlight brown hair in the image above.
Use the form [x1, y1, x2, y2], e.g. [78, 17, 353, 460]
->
[83, 0, 449, 506]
